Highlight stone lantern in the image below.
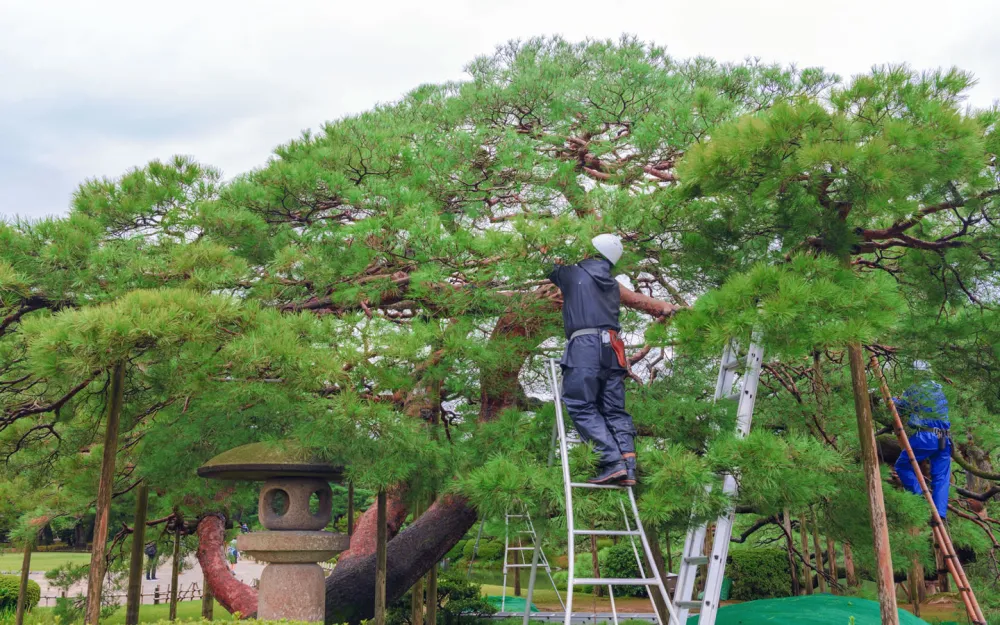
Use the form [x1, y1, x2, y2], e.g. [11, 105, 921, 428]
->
[198, 442, 348, 622]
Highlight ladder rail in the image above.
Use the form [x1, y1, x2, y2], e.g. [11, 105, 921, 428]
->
[871, 356, 985, 625]
[549, 359, 577, 625]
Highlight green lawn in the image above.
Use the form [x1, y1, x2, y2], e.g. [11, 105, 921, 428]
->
[21, 600, 236, 624]
[0, 551, 90, 572]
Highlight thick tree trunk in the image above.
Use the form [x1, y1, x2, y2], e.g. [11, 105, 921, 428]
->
[783, 510, 800, 596]
[85, 361, 126, 625]
[843, 543, 858, 588]
[847, 342, 899, 625]
[196, 515, 258, 618]
[374, 489, 387, 625]
[126, 482, 148, 625]
[799, 516, 813, 595]
[338, 484, 409, 568]
[15, 541, 32, 625]
[169, 526, 181, 621]
[810, 512, 827, 594]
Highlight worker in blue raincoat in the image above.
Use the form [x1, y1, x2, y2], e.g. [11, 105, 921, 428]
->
[548, 234, 637, 485]
[894, 360, 952, 519]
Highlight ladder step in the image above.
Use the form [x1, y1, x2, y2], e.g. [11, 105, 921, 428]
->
[676, 600, 703, 610]
[569, 482, 628, 490]
[573, 577, 658, 586]
[508, 547, 536, 551]
[504, 564, 542, 568]
[721, 360, 740, 371]
[683, 556, 710, 565]
[507, 514, 527, 518]
[573, 529, 642, 537]
[725, 392, 741, 401]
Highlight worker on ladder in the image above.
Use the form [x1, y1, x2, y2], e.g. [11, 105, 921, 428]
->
[547, 234, 637, 486]
[893, 360, 952, 519]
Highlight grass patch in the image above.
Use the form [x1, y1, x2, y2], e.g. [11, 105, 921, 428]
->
[15, 601, 236, 624]
[0, 552, 90, 573]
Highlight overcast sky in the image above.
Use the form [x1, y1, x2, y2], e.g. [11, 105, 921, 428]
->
[2, 0, 998, 220]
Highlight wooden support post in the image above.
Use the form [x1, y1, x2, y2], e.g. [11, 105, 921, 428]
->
[426, 559, 438, 625]
[810, 511, 827, 594]
[169, 527, 181, 621]
[826, 537, 838, 595]
[347, 482, 355, 537]
[799, 515, 813, 595]
[15, 540, 32, 625]
[126, 482, 149, 625]
[589, 535, 600, 597]
[934, 542, 949, 592]
[85, 361, 126, 625]
[847, 343, 899, 625]
[411, 501, 425, 625]
[201, 573, 214, 620]
[154, 585, 160, 604]
[647, 524, 671, 622]
[374, 488, 388, 625]
[844, 543, 858, 587]
[783, 510, 800, 596]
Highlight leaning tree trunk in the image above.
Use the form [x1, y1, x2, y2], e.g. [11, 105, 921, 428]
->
[15, 540, 32, 625]
[846, 343, 899, 625]
[85, 361, 126, 625]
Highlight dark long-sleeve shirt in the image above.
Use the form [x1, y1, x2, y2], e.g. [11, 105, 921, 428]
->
[548, 258, 621, 339]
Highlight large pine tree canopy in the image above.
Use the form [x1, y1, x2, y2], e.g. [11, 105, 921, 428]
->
[2, 36, 999, 620]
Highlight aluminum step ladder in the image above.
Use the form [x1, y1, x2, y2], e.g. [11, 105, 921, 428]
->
[673, 337, 764, 625]
[502, 508, 565, 612]
[546, 358, 682, 625]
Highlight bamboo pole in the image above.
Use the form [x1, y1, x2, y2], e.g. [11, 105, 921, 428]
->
[783, 510, 801, 596]
[85, 361, 126, 625]
[799, 515, 813, 595]
[374, 489, 388, 625]
[201, 573, 214, 620]
[847, 344, 898, 625]
[15, 540, 32, 625]
[169, 526, 181, 621]
[125, 482, 149, 625]
[871, 357, 985, 624]
[810, 510, 827, 594]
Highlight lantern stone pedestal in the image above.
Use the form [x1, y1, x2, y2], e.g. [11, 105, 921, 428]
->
[198, 443, 347, 622]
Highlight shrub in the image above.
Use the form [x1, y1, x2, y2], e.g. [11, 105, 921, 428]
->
[447, 539, 467, 561]
[727, 548, 790, 601]
[0, 574, 41, 612]
[599, 542, 646, 597]
[386, 571, 495, 625]
[462, 538, 502, 562]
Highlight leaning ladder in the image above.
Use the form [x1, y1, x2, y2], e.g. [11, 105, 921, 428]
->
[501, 508, 565, 612]
[546, 358, 682, 625]
[674, 337, 764, 625]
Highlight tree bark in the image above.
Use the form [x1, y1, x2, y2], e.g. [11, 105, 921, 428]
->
[646, 525, 670, 622]
[347, 482, 355, 537]
[15, 540, 32, 625]
[843, 543, 858, 587]
[826, 537, 838, 595]
[589, 535, 601, 598]
[426, 560, 437, 625]
[126, 482, 149, 625]
[847, 342, 899, 625]
[374, 489, 388, 625]
[170, 526, 181, 621]
[85, 361, 126, 625]
[783, 510, 801, 596]
[799, 516, 813, 595]
[410, 501, 425, 625]
[196, 515, 258, 618]
[934, 542, 949, 593]
[202, 572, 214, 620]
[810, 511, 827, 594]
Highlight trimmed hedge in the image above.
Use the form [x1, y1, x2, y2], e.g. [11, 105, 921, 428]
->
[728, 548, 790, 601]
[0, 573, 41, 611]
[462, 538, 502, 561]
[600, 542, 646, 597]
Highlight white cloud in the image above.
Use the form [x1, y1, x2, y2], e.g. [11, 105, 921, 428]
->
[1, 0, 998, 218]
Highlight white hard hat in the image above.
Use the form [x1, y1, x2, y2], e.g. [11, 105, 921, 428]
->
[591, 234, 623, 265]
[913, 360, 931, 372]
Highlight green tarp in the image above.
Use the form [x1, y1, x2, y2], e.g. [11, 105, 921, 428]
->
[693, 595, 931, 625]
[487, 596, 539, 612]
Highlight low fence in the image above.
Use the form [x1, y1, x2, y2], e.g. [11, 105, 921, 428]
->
[37, 582, 242, 607]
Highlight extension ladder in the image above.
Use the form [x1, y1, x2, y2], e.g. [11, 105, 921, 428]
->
[674, 337, 764, 625]
[871, 356, 986, 625]
[546, 358, 682, 625]
[502, 508, 565, 612]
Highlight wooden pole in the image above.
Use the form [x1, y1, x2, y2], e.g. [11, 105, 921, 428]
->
[871, 357, 984, 624]
[799, 515, 813, 595]
[783, 510, 801, 596]
[589, 535, 600, 597]
[201, 573, 214, 620]
[15, 540, 33, 625]
[426, 558, 438, 625]
[347, 482, 355, 536]
[646, 525, 671, 622]
[125, 482, 149, 625]
[85, 361, 126, 625]
[934, 542, 949, 592]
[810, 510, 827, 594]
[843, 543, 858, 587]
[411, 500, 425, 625]
[169, 526, 181, 621]
[846, 343, 899, 625]
[826, 537, 838, 595]
[374, 488, 388, 625]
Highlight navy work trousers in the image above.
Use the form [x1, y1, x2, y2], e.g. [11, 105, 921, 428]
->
[561, 365, 635, 469]
[894, 430, 952, 519]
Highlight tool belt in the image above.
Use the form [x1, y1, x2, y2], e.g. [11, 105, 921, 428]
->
[569, 328, 627, 369]
[914, 426, 951, 451]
